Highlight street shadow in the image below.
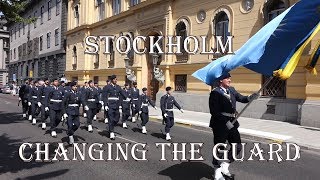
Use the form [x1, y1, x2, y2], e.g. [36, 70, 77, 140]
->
[131, 127, 141, 133]
[98, 130, 110, 138]
[60, 135, 86, 144]
[158, 161, 214, 180]
[16, 169, 69, 180]
[0, 111, 25, 124]
[0, 133, 57, 174]
[151, 132, 165, 140]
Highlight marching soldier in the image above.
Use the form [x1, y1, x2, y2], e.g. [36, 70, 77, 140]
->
[45, 78, 65, 137]
[80, 82, 89, 118]
[26, 79, 35, 121]
[130, 82, 140, 123]
[209, 73, 258, 180]
[102, 75, 127, 140]
[19, 78, 31, 119]
[82, 80, 100, 132]
[62, 81, 83, 144]
[160, 86, 184, 141]
[39, 78, 51, 130]
[102, 79, 111, 123]
[93, 81, 102, 121]
[28, 80, 42, 125]
[120, 83, 132, 129]
[138, 87, 157, 134]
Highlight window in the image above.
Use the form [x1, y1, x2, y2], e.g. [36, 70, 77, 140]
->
[10, 30, 12, 42]
[175, 75, 187, 92]
[94, 76, 99, 84]
[28, 16, 31, 32]
[175, 20, 189, 63]
[214, 12, 229, 45]
[34, 11, 37, 28]
[72, 46, 77, 69]
[14, 48, 16, 59]
[18, 24, 20, 37]
[74, 5, 80, 27]
[109, 39, 115, 68]
[40, 36, 43, 51]
[112, 0, 121, 15]
[40, 6, 44, 24]
[14, 27, 16, 39]
[94, 54, 99, 69]
[56, 0, 61, 15]
[48, 1, 52, 20]
[55, 28, 59, 46]
[96, 0, 105, 21]
[130, 0, 140, 7]
[23, 22, 25, 35]
[47, 32, 51, 49]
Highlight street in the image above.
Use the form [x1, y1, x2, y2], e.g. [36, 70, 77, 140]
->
[0, 93, 319, 180]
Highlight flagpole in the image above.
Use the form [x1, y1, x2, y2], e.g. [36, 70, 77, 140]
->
[232, 76, 275, 124]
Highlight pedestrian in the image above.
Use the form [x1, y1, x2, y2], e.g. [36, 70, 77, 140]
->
[120, 83, 132, 129]
[209, 73, 258, 180]
[138, 87, 157, 134]
[102, 75, 127, 140]
[130, 81, 140, 123]
[82, 80, 100, 132]
[62, 81, 83, 144]
[160, 86, 184, 141]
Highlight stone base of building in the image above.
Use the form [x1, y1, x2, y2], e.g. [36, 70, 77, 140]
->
[156, 91, 320, 128]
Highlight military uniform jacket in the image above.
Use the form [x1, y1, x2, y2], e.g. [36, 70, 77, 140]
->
[38, 85, 50, 104]
[19, 84, 31, 101]
[62, 90, 82, 116]
[120, 89, 132, 109]
[28, 86, 41, 103]
[209, 86, 249, 131]
[139, 94, 155, 113]
[45, 86, 65, 111]
[102, 84, 127, 109]
[82, 87, 100, 109]
[160, 94, 181, 117]
[130, 88, 140, 105]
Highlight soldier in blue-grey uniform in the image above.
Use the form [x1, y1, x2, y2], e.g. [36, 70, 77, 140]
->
[102, 79, 111, 123]
[93, 81, 103, 121]
[209, 73, 258, 180]
[130, 81, 140, 123]
[160, 86, 184, 141]
[19, 78, 31, 119]
[82, 80, 100, 132]
[120, 83, 132, 129]
[26, 79, 35, 121]
[138, 87, 157, 134]
[102, 75, 127, 140]
[80, 82, 89, 118]
[38, 78, 51, 130]
[62, 81, 83, 144]
[45, 78, 65, 137]
[28, 79, 42, 125]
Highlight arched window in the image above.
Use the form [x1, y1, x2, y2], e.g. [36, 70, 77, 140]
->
[109, 39, 115, 68]
[266, 0, 286, 22]
[214, 12, 229, 44]
[175, 19, 189, 63]
[72, 46, 77, 70]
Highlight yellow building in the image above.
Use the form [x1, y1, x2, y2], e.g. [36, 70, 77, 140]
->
[65, 0, 320, 128]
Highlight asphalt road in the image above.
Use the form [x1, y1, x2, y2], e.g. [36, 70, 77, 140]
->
[0, 93, 319, 180]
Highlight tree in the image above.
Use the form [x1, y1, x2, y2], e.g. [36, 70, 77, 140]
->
[0, 0, 34, 23]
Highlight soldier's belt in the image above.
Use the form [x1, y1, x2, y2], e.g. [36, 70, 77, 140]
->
[123, 99, 131, 102]
[50, 99, 62, 102]
[32, 96, 37, 98]
[132, 98, 139, 101]
[87, 99, 96, 102]
[165, 109, 174, 111]
[68, 104, 79, 107]
[108, 97, 119, 100]
[142, 103, 148, 106]
[41, 96, 45, 98]
[221, 112, 236, 118]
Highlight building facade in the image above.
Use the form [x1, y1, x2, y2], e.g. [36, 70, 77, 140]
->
[65, 0, 320, 128]
[0, 16, 9, 85]
[7, 0, 68, 84]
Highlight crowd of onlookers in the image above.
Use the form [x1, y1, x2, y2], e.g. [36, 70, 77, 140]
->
[0, 82, 19, 96]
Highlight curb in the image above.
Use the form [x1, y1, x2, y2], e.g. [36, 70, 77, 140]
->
[149, 116, 320, 154]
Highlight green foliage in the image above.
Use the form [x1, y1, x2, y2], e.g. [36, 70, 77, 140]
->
[0, 0, 35, 23]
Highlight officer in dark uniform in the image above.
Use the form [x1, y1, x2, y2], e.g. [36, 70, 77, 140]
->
[80, 82, 89, 118]
[160, 86, 184, 141]
[120, 83, 132, 129]
[26, 79, 35, 121]
[102, 75, 127, 140]
[39, 78, 51, 130]
[102, 79, 111, 123]
[130, 82, 140, 123]
[82, 80, 100, 132]
[28, 79, 42, 125]
[138, 87, 157, 134]
[93, 81, 103, 121]
[45, 78, 65, 137]
[62, 81, 83, 144]
[19, 78, 31, 119]
[209, 73, 258, 180]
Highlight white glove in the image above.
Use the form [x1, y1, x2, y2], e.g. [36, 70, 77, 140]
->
[101, 106, 104, 110]
[28, 102, 31, 106]
[45, 107, 49, 111]
[38, 102, 42, 107]
[84, 105, 89, 111]
[119, 108, 122, 113]
[126, 98, 130, 101]
[19, 97, 21, 101]
[99, 101, 104, 105]
[226, 121, 234, 130]
[139, 111, 142, 114]
[119, 106, 122, 109]
[63, 113, 68, 119]
[154, 106, 158, 110]
[132, 104, 136, 108]
[164, 113, 168, 118]
[180, 109, 184, 113]
[105, 106, 109, 111]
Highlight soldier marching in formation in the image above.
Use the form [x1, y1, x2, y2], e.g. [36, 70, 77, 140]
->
[120, 83, 132, 129]
[138, 87, 157, 134]
[130, 82, 140, 123]
[82, 80, 100, 132]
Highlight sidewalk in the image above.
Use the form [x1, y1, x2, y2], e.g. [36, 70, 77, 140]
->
[148, 108, 320, 152]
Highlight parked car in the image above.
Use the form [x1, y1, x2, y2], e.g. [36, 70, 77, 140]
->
[1, 85, 11, 94]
